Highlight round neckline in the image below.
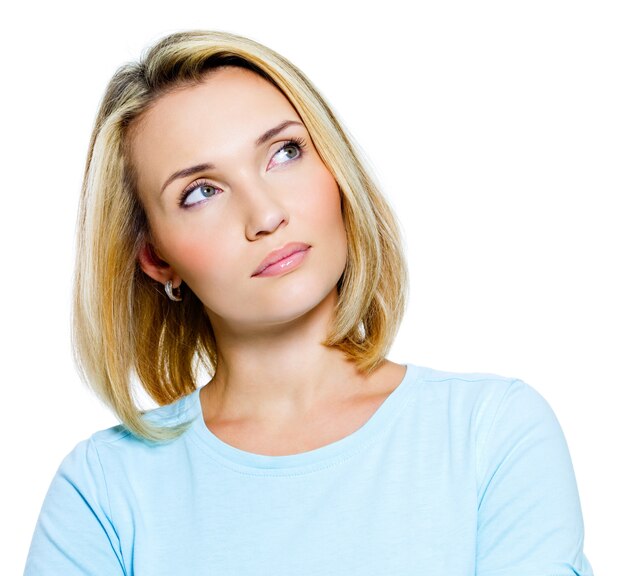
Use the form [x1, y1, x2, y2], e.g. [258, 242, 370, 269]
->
[188, 363, 418, 475]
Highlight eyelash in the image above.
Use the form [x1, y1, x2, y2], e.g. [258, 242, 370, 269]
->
[178, 137, 308, 208]
[272, 137, 307, 165]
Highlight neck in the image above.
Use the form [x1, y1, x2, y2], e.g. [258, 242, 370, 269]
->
[201, 290, 378, 424]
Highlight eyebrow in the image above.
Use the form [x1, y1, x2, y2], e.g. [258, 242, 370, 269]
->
[160, 119, 304, 195]
[254, 119, 302, 146]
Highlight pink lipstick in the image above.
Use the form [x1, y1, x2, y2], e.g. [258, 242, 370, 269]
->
[251, 242, 311, 277]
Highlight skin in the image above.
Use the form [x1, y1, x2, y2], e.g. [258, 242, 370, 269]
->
[132, 66, 406, 455]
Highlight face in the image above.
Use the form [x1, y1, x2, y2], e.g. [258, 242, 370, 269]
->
[131, 66, 348, 335]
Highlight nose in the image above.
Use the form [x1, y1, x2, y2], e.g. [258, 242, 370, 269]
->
[241, 180, 289, 241]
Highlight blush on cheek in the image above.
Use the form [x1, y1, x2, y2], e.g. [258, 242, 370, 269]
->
[169, 237, 231, 287]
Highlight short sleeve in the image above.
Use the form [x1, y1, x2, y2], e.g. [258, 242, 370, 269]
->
[24, 438, 126, 575]
[476, 379, 593, 576]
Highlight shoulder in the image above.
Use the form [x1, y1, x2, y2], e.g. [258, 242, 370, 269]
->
[26, 391, 201, 575]
[410, 367, 575, 500]
[407, 364, 557, 456]
[410, 364, 540, 418]
[61, 388, 201, 478]
[421, 367, 595, 573]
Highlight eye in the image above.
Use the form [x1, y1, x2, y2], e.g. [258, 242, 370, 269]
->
[274, 143, 300, 163]
[179, 180, 221, 207]
[269, 138, 306, 168]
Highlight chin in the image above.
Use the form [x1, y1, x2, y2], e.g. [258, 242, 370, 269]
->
[258, 285, 338, 325]
[214, 282, 340, 333]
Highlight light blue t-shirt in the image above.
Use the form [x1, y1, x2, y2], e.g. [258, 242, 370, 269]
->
[25, 364, 593, 575]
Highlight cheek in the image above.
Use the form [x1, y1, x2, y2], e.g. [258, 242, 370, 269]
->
[300, 168, 345, 233]
[298, 170, 348, 277]
[156, 222, 232, 285]
[168, 235, 239, 310]
[319, 187, 347, 256]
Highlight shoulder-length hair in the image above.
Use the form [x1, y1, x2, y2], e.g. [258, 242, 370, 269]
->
[74, 30, 408, 441]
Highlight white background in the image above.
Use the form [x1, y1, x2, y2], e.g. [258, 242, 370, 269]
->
[2, 1, 623, 573]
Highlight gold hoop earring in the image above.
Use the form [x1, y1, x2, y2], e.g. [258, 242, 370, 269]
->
[164, 280, 182, 302]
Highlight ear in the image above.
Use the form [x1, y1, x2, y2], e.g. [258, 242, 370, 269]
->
[137, 242, 182, 287]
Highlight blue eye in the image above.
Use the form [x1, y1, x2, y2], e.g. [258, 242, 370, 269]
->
[274, 143, 301, 163]
[180, 181, 220, 207]
[271, 138, 306, 166]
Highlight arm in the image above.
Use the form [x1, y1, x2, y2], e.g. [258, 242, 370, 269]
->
[24, 438, 126, 575]
[476, 379, 593, 575]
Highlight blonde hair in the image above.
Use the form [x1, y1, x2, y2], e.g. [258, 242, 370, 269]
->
[74, 30, 408, 441]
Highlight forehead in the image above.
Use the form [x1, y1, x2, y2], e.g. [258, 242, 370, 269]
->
[130, 67, 302, 194]
[134, 67, 298, 146]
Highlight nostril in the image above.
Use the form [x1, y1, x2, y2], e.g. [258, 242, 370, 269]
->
[247, 211, 288, 241]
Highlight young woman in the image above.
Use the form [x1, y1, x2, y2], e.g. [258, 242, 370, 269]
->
[25, 30, 593, 575]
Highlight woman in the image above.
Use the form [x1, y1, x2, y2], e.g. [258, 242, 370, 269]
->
[25, 30, 593, 575]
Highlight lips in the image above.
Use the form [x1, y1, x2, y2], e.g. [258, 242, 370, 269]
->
[251, 242, 311, 277]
